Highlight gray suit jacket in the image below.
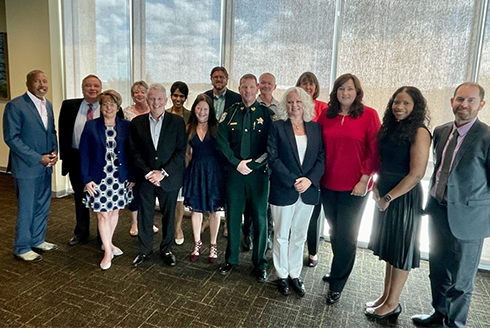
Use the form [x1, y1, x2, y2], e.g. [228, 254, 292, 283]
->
[426, 119, 490, 240]
[3, 93, 58, 179]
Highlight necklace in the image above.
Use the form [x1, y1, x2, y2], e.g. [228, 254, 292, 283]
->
[292, 121, 304, 130]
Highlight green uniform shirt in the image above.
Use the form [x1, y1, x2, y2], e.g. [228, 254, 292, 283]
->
[217, 100, 275, 170]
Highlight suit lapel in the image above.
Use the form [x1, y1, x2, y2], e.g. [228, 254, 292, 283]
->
[285, 119, 302, 168]
[96, 119, 106, 149]
[452, 120, 481, 170]
[23, 93, 46, 131]
[156, 113, 172, 150]
[436, 125, 452, 167]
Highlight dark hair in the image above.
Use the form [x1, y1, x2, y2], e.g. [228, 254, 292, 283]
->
[82, 74, 102, 86]
[187, 94, 218, 141]
[295, 71, 320, 100]
[170, 81, 189, 98]
[210, 66, 228, 79]
[327, 73, 364, 118]
[378, 86, 430, 145]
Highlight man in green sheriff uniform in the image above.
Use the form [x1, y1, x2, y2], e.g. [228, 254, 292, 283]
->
[217, 74, 275, 282]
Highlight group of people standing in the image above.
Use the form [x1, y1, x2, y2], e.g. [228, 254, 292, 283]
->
[4, 67, 490, 328]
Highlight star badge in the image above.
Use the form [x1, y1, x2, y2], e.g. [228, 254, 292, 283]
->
[257, 117, 264, 124]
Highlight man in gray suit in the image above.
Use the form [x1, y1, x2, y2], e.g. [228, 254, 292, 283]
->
[3, 70, 59, 262]
[412, 82, 490, 327]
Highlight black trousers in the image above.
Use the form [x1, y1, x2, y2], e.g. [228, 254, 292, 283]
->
[321, 187, 368, 292]
[427, 197, 483, 328]
[138, 180, 179, 255]
[69, 150, 91, 239]
[306, 203, 322, 256]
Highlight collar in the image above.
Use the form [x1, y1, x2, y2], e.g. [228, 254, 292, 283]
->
[453, 117, 477, 137]
[213, 89, 227, 99]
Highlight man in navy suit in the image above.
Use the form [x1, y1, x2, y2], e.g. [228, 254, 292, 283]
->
[412, 82, 490, 327]
[3, 70, 58, 262]
[204, 66, 241, 120]
[58, 75, 102, 246]
[130, 83, 186, 267]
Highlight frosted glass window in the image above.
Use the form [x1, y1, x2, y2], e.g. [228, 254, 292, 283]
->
[477, 4, 490, 125]
[143, 0, 221, 100]
[231, 0, 335, 101]
[338, 0, 476, 128]
[63, 0, 131, 104]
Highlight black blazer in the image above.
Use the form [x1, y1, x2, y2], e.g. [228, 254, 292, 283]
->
[204, 88, 241, 113]
[267, 119, 325, 206]
[129, 112, 186, 191]
[58, 98, 124, 176]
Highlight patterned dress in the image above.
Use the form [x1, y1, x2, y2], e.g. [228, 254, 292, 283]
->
[84, 126, 133, 212]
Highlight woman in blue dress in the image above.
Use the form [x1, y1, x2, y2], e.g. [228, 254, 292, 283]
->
[183, 94, 225, 263]
[80, 90, 134, 270]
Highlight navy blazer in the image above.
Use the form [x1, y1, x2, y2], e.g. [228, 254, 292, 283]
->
[79, 117, 132, 185]
[58, 98, 125, 176]
[129, 112, 186, 191]
[204, 88, 241, 114]
[268, 119, 325, 206]
[3, 93, 58, 179]
[426, 119, 490, 240]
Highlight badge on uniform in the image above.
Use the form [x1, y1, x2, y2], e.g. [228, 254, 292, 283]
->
[219, 112, 227, 123]
[256, 117, 264, 125]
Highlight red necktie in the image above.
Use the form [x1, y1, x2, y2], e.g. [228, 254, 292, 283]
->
[87, 103, 94, 121]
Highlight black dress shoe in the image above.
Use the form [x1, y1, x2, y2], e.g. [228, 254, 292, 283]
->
[290, 278, 306, 297]
[162, 252, 176, 266]
[255, 269, 267, 283]
[219, 262, 235, 276]
[68, 235, 88, 246]
[326, 290, 341, 304]
[277, 279, 290, 296]
[241, 235, 252, 252]
[133, 254, 149, 267]
[412, 310, 444, 327]
[365, 304, 402, 320]
[322, 273, 331, 282]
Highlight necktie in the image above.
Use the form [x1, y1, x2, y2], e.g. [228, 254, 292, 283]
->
[240, 108, 251, 159]
[435, 129, 459, 203]
[87, 103, 94, 121]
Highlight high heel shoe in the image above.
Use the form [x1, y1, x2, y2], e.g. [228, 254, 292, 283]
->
[365, 304, 402, 320]
[189, 240, 202, 262]
[208, 243, 218, 264]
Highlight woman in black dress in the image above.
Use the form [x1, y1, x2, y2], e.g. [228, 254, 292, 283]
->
[365, 86, 431, 319]
[183, 94, 225, 263]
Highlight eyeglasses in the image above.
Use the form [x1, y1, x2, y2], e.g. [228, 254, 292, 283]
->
[102, 102, 117, 108]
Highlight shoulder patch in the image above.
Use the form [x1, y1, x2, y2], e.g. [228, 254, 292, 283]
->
[219, 112, 227, 123]
[271, 114, 278, 121]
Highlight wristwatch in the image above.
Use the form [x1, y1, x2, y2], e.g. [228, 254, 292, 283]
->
[383, 194, 392, 203]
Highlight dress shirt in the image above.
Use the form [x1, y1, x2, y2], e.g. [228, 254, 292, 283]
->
[213, 89, 228, 119]
[430, 117, 477, 200]
[72, 100, 100, 149]
[26, 91, 48, 129]
[257, 95, 279, 116]
[145, 111, 169, 180]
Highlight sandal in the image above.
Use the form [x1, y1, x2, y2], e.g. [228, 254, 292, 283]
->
[190, 240, 202, 262]
[308, 255, 318, 267]
[208, 243, 218, 264]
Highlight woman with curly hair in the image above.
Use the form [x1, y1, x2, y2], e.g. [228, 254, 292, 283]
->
[365, 86, 431, 320]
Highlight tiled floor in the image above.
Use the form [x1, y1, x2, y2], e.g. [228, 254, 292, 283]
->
[0, 173, 489, 328]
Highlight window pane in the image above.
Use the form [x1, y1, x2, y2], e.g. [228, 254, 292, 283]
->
[338, 0, 476, 128]
[63, 0, 131, 104]
[143, 0, 221, 102]
[231, 0, 336, 101]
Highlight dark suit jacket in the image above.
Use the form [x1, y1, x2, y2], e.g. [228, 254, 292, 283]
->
[267, 119, 325, 206]
[204, 88, 241, 114]
[79, 117, 132, 185]
[3, 93, 58, 179]
[58, 98, 124, 176]
[129, 112, 186, 191]
[426, 119, 490, 240]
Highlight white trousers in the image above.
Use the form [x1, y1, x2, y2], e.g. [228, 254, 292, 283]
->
[271, 198, 314, 279]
